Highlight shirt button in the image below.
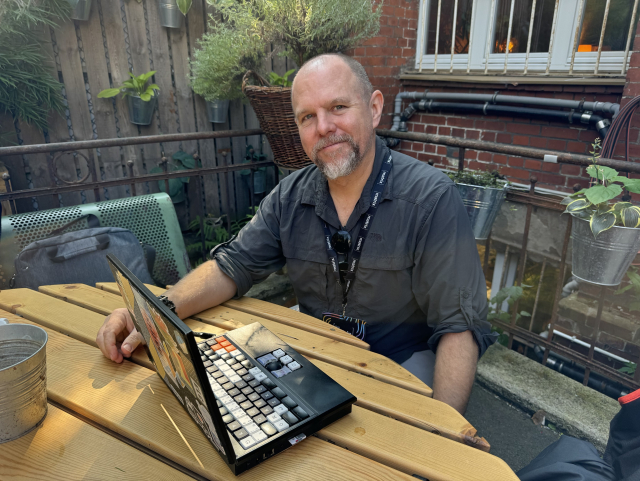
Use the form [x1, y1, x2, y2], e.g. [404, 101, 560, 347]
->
[462, 292, 470, 299]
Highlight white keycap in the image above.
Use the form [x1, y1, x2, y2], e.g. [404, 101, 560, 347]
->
[279, 355, 293, 364]
[252, 431, 268, 443]
[238, 415, 252, 426]
[272, 349, 286, 359]
[214, 359, 226, 367]
[267, 413, 281, 424]
[210, 381, 220, 390]
[240, 436, 256, 449]
[273, 404, 288, 416]
[249, 367, 262, 376]
[228, 374, 242, 383]
[273, 419, 290, 432]
[245, 423, 260, 434]
[231, 350, 243, 357]
[231, 408, 244, 419]
[220, 395, 232, 404]
[226, 402, 239, 412]
[214, 348, 227, 356]
[287, 361, 301, 371]
[220, 364, 232, 371]
[253, 372, 267, 382]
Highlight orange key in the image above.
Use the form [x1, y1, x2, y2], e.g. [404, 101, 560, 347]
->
[215, 337, 226, 343]
[210, 344, 222, 351]
[225, 345, 236, 352]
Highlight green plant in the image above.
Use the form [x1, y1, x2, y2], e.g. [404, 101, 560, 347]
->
[487, 286, 531, 346]
[176, 0, 193, 15]
[562, 139, 640, 237]
[97, 71, 159, 101]
[268, 69, 296, 87]
[614, 267, 640, 312]
[619, 361, 637, 376]
[447, 169, 508, 188]
[149, 151, 200, 204]
[191, 0, 381, 100]
[0, 0, 70, 131]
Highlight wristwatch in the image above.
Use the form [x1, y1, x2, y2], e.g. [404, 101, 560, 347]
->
[157, 295, 177, 315]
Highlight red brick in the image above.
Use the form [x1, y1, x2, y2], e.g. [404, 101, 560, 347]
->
[421, 114, 447, 125]
[500, 167, 531, 181]
[497, 133, 512, 144]
[561, 164, 582, 176]
[529, 137, 547, 149]
[513, 135, 529, 146]
[525, 159, 542, 170]
[438, 126, 452, 136]
[567, 141, 588, 154]
[478, 151, 492, 162]
[541, 126, 579, 140]
[542, 162, 561, 173]
[476, 120, 506, 131]
[451, 128, 465, 138]
[466, 130, 481, 140]
[506, 123, 541, 135]
[494, 154, 508, 165]
[547, 139, 567, 151]
[447, 117, 476, 128]
[481, 131, 497, 142]
[536, 172, 567, 186]
[509, 157, 524, 168]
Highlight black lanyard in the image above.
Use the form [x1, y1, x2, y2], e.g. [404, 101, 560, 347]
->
[321, 150, 393, 315]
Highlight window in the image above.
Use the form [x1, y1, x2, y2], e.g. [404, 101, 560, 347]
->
[415, 0, 639, 76]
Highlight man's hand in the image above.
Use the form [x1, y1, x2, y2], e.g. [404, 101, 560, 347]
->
[96, 308, 145, 363]
[432, 330, 478, 414]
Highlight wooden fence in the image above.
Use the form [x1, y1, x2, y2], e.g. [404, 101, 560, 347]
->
[0, 0, 295, 226]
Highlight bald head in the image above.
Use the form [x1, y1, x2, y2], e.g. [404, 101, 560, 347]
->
[292, 54, 373, 103]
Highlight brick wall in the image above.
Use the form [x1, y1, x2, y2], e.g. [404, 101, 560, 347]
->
[352, 1, 640, 193]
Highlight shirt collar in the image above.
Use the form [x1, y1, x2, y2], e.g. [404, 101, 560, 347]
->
[302, 136, 394, 228]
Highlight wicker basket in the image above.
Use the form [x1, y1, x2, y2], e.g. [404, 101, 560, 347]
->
[242, 71, 311, 169]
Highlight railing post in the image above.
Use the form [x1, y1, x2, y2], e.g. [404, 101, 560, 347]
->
[160, 154, 169, 196]
[2, 172, 16, 215]
[458, 147, 466, 172]
[583, 287, 607, 385]
[127, 159, 136, 197]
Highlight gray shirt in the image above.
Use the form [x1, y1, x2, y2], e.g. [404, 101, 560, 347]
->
[214, 137, 497, 363]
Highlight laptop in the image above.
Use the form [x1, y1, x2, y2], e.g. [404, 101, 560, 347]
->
[107, 254, 356, 475]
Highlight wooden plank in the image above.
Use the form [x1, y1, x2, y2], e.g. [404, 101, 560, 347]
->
[99, 283, 433, 396]
[228, 99, 249, 218]
[77, 10, 129, 200]
[223, 297, 370, 349]
[0, 308, 25, 323]
[0, 403, 196, 481]
[51, 20, 96, 204]
[36, 284, 484, 449]
[13, 318, 415, 481]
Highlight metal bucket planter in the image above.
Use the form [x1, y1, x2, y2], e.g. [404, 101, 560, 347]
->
[455, 182, 507, 240]
[70, 0, 92, 20]
[0, 324, 48, 443]
[127, 94, 157, 126]
[571, 215, 640, 286]
[158, 0, 183, 28]
[206, 99, 230, 124]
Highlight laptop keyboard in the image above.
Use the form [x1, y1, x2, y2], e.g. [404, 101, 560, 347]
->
[198, 336, 309, 450]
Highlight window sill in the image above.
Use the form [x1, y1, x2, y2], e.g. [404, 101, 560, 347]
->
[399, 72, 626, 85]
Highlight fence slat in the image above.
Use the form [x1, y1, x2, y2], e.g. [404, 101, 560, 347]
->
[229, 100, 250, 218]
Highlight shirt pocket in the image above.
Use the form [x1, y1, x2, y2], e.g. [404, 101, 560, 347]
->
[285, 256, 329, 310]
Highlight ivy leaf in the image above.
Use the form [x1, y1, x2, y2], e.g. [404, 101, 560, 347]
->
[583, 184, 622, 205]
[564, 197, 591, 213]
[176, 0, 192, 15]
[590, 210, 617, 237]
[587, 165, 618, 181]
[620, 206, 640, 228]
[97, 88, 121, 98]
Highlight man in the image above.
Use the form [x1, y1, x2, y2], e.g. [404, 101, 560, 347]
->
[96, 53, 496, 414]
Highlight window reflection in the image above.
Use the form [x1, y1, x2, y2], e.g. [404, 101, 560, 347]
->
[492, 0, 556, 54]
[578, 0, 638, 52]
[425, 0, 474, 55]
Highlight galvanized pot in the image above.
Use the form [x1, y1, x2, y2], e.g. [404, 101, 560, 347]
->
[0, 324, 48, 443]
[128, 94, 157, 126]
[455, 182, 507, 240]
[70, 0, 92, 20]
[158, 0, 183, 28]
[571, 216, 640, 286]
[206, 99, 230, 124]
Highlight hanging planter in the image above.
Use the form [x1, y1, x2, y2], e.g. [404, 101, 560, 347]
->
[448, 170, 508, 240]
[69, 0, 92, 21]
[158, 0, 183, 28]
[206, 99, 230, 124]
[97, 70, 159, 127]
[128, 94, 157, 126]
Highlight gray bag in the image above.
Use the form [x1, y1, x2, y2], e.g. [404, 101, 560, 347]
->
[12, 223, 154, 290]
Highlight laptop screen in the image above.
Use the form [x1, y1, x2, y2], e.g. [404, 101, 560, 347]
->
[107, 255, 234, 462]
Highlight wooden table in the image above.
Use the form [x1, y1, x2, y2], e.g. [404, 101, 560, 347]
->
[0, 284, 518, 481]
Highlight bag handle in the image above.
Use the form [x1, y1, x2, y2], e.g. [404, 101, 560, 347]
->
[49, 214, 100, 237]
[46, 233, 110, 263]
[242, 70, 270, 94]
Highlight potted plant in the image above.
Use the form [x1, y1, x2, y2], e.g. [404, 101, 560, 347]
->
[190, 0, 381, 169]
[97, 71, 159, 126]
[159, 0, 192, 28]
[447, 169, 509, 240]
[562, 140, 640, 286]
[68, 0, 91, 21]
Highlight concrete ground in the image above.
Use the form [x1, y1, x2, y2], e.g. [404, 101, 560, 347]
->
[466, 382, 561, 473]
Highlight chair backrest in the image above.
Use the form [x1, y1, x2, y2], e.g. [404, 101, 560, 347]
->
[0, 193, 190, 289]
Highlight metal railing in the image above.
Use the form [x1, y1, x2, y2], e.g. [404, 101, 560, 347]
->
[1, 127, 638, 392]
[417, 0, 639, 77]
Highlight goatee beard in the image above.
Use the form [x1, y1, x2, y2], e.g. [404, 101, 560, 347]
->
[312, 134, 363, 180]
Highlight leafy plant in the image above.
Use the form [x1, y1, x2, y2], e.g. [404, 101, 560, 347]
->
[268, 69, 296, 87]
[487, 286, 531, 346]
[0, 0, 70, 131]
[149, 151, 200, 204]
[97, 71, 159, 101]
[447, 169, 508, 188]
[176, 0, 193, 16]
[619, 361, 637, 376]
[614, 267, 640, 312]
[562, 139, 640, 237]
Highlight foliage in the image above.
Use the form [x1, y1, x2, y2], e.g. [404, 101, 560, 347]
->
[562, 139, 640, 237]
[487, 285, 532, 324]
[447, 169, 508, 188]
[268, 69, 296, 87]
[97, 71, 159, 101]
[619, 362, 637, 376]
[191, 0, 381, 100]
[614, 267, 640, 312]
[176, 0, 193, 16]
[0, 0, 70, 131]
[149, 151, 200, 204]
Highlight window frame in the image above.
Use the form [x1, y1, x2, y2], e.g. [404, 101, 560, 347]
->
[414, 0, 635, 76]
